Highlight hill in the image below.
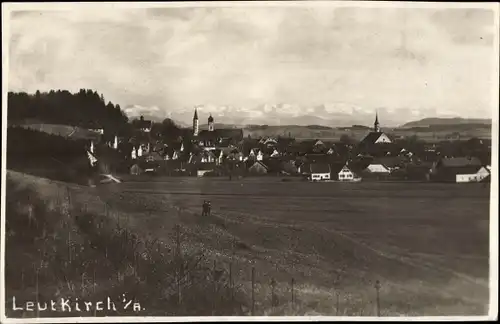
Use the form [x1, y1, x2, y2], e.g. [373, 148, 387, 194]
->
[17, 123, 101, 141]
[401, 118, 491, 128]
[7, 89, 129, 139]
[5, 171, 245, 317]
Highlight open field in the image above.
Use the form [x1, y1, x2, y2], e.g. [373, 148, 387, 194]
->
[5, 172, 491, 316]
[242, 126, 491, 141]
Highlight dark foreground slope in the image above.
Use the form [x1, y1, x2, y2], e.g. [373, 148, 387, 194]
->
[5, 172, 491, 316]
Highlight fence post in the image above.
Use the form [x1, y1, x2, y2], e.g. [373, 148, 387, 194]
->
[175, 225, 181, 260]
[270, 278, 276, 309]
[66, 187, 71, 208]
[212, 260, 217, 315]
[93, 263, 97, 317]
[68, 230, 72, 264]
[251, 266, 255, 316]
[229, 262, 233, 300]
[21, 268, 24, 290]
[35, 266, 39, 318]
[291, 277, 295, 311]
[336, 291, 340, 316]
[375, 280, 381, 316]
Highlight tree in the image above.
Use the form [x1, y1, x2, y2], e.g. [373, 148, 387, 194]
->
[7, 89, 129, 130]
[158, 118, 182, 141]
[340, 134, 355, 145]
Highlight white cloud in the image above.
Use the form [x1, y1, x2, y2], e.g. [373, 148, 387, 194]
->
[6, 5, 497, 125]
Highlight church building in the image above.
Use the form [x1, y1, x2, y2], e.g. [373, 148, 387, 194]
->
[359, 112, 392, 147]
[356, 112, 395, 157]
[191, 108, 243, 150]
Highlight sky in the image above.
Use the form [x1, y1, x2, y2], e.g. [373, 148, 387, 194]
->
[5, 3, 499, 126]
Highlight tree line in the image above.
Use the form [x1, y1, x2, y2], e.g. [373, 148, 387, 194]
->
[8, 89, 129, 133]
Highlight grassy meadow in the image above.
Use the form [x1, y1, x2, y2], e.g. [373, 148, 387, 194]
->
[4, 171, 491, 317]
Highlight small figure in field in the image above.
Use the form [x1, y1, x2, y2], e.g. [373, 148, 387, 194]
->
[206, 200, 212, 216]
[202, 200, 208, 217]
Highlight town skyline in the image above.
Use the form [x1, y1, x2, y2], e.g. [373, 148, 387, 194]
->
[6, 3, 498, 126]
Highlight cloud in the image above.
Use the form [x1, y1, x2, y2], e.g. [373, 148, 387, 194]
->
[6, 5, 498, 125]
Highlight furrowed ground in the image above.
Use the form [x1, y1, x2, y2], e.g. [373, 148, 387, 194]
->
[5, 172, 490, 316]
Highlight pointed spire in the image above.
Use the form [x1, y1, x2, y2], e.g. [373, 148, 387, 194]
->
[374, 110, 380, 132]
[193, 107, 198, 120]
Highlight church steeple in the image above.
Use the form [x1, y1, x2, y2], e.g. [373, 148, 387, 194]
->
[208, 113, 214, 132]
[374, 111, 380, 132]
[193, 108, 199, 136]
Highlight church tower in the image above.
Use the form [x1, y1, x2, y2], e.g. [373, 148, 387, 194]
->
[208, 114, 215, 132]
[374, 111, 380, 132]
[193, 108, 199, 136]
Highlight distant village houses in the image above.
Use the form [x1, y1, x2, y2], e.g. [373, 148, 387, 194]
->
[106, 108, 491, 183]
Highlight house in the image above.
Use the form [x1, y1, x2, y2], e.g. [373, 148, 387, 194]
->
[372, 156, 405, 172]
[330, 163, 358, 181]
[309, 163, 331, 181]
[296, 161, 311, 175]
[201, 150, 217, 163]
[225, 148, 244, 162]
[270, 148, 281, 158]
[145, 151, 163, 162]
[247, 148, 264, 161]
[311, 140, 328, 153]
[431, 157, 489, 183]
[364, 163, 391, 175]
[248, 161, 269, 175]
[196, 162, 217, 177]
[213, 149, 225, 165]
[86, 150, 98, 167]
[89, 128, 104, 135]
[260, 137, 278, 147]
[135, 116, 153, 133]
[130, 163, 143, 175]
[164, 147, 179, 161]
[455, 166, 489, 183]
[327, 147, 336, 155]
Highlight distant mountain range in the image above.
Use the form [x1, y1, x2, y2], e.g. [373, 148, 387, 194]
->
[123, 104, 492, 130]
[401, 118, 492, 128]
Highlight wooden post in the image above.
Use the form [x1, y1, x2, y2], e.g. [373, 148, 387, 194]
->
[21, 268, 24, 290]
[81, 273, 85, 295]
[336, 291, 340, 316]
[66, 187, 71, 208]
[375, 280, 381, 317]
[93, 265, 97, 317]
[291, 277, 295, 310]
[175, 225, 181, 260]
[212, 260, 217, 315]
[35, 266, 39, 318]
[68, 230, 72, 264]
[177, 267, 181, 307]
[270, 278, 276, 309]
[251, 266, 255, 316]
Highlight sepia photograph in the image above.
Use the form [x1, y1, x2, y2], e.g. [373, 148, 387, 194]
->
[1, 1, 498, 322]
